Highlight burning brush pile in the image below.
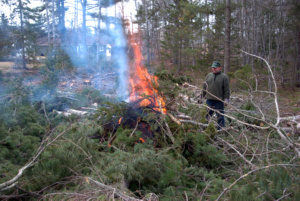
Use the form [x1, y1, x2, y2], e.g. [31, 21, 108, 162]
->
[98, 36, 170, 145]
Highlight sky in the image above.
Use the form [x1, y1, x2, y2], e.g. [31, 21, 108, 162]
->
[0, 0, 139, 31]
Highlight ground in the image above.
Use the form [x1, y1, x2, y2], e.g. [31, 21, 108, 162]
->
[0, 61, 299, 117]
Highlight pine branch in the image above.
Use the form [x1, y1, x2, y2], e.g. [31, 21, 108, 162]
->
[216, 164, 300, 201]
[0, 127, 71, 191]
[150, 79, 175, 143]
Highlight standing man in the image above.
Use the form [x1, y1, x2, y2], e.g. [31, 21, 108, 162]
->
[202, 61, 230, 130]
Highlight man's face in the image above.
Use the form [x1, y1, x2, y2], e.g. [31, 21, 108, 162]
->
[211, 66, 221, 74]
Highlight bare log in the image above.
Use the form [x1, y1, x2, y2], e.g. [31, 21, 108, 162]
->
[176, 114, 192, 120]
[180, 119, 208, 127]
[280, 115, 300, 123]
[167, 112, 181, 125]
[67, 109, 88, 116]
[53, 110, 72, 117]
[81, 107, 98, 111]
[53, 109, 89, 117]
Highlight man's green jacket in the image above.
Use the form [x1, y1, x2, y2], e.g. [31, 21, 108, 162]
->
[203, 72, 230, 101]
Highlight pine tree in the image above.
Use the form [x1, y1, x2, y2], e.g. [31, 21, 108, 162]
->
[1, 0, 45, 68]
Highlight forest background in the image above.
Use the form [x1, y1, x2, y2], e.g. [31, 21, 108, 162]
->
[0, 0, 300, 200]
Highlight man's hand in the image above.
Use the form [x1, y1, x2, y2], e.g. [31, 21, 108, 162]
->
[224, 98, 229, 107]
[198, 94, 203, 104]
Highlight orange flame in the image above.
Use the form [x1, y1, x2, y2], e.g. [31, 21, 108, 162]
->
[139, 138, 145, 143]
[118, 117, 123, 124]
[128, 35, 167, 114]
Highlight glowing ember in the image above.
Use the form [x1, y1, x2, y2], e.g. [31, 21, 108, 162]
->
[139, 138, 145, 143]
[128, 35, 167, 114]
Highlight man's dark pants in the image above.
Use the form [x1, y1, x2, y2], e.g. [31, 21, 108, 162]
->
[206, 99, 225, 130]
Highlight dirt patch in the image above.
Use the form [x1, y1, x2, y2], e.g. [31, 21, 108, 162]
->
[0, 61, 41, 76]
[277, 88, 300, 116]
[0, 62, 15, 73]
[0, 61, 40, 72]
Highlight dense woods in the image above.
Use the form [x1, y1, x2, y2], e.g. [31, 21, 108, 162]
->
[0, 0, 300, 200]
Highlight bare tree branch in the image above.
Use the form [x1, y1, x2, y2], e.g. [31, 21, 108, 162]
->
[242, 51, 300, 158]
[217, 137, 257, 169]
[241, 51, 280, 126]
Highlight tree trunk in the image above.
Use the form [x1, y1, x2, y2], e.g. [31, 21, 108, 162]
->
[81, 0, 87, 65]
[204, 0, 209, 58]
[297, 0, 300, 87]
[224, 0, 231, 74]
[143, 0, 150, 65]
[58, 0, 66, 40]
[240, 0, 245, 65]
[52, 0, 55, 46]
[46, 1, 50, 45]
[174, 0, 180, 73]
[18, 0, 26, 69]
[251, 0, 255, 73]
[96, 0, 101, 66]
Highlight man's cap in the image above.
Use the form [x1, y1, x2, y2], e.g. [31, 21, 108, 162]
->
[211, 61, 221, 68]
